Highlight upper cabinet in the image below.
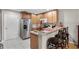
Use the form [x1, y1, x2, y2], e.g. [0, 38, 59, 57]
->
[31, 14, 43, 24]
[20, 10, 58, 24]
[31, 10, 58, 24]
[52, 11, 58, 23]
[20, 11, 31, 19]
[31, 14, 37, 24]
[43, 10, 58, 24]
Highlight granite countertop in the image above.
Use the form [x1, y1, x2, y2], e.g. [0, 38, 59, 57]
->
[30, 30, 39, 35]
[30, 26, 64, 35]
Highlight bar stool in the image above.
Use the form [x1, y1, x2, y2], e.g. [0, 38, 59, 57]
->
[47, 27, 69, 49]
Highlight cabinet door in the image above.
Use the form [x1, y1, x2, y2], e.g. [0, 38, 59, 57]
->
[52, 11, 57, 23]
[44, 11, 57, 24]
[31, 14, 37, 24]
[30, 33, 38, 49]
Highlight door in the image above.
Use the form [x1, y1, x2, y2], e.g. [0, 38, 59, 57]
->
[3, 10, 20, 41]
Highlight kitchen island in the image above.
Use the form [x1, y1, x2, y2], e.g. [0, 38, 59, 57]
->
[30, 26, 64, 49]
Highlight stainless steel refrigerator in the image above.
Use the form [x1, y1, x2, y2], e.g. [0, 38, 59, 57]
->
[20, 19, 31, 40]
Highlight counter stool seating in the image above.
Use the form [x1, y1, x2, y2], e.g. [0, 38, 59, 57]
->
[0, 43, 4, 49]
[47, 37, 59, 49]
[47, 27, 69, 49]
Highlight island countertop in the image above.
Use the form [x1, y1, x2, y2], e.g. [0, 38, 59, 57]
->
[30, 26, 65, 49]
[30, 26, 64, 35]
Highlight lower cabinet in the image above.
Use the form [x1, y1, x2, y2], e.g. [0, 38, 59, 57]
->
[30, 33, 38, 49]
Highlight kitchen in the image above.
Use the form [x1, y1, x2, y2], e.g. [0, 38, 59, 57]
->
[20, 9, 66, 49]
[0, 9, 78, 49]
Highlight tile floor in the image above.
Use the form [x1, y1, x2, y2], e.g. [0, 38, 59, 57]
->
[0, 37, 77, 49]
[3, 37, 30, 49]
[68, 42, 77, 49]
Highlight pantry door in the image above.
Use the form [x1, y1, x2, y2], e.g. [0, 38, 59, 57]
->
[3, 10, 20, 41]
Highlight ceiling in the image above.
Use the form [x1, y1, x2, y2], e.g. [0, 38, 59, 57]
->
[14, 9, 53, 14]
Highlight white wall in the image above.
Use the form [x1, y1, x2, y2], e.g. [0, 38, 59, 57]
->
[59, 9, 79, 44]
[58, 9, 64, 23]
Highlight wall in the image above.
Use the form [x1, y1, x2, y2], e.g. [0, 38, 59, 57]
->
[58, 10, 64, 23]
[59, 9, 79, 44]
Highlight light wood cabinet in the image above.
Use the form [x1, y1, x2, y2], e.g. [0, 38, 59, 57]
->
[31, 14, 38, 24]
[20, 11, 31, 19]
[31, 10, 58, 24]
[30, 33, 38, 49]
[43, 10, 58, 24]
